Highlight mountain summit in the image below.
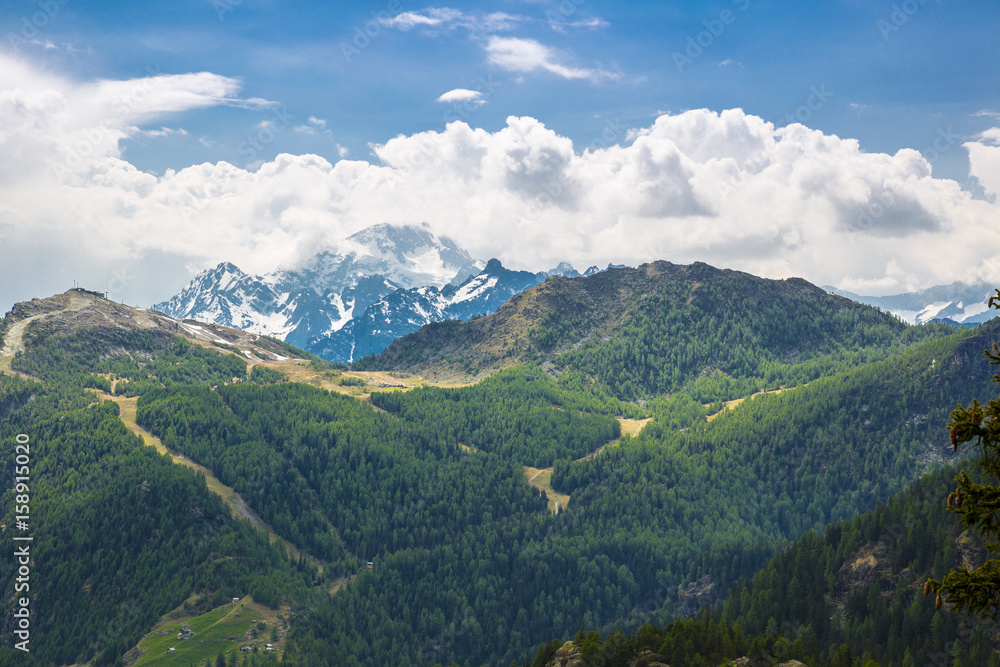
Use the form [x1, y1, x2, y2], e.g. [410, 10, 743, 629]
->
[362, 260, 941, 397]
[153, 224, 593, 362]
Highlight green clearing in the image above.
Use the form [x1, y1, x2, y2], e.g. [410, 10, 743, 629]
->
[131, 597, 285, 666]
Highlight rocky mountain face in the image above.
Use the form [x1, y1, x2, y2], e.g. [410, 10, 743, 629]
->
[310, 259, 550, 361]
[153, 223, 598, 362]
[829, 282, 999, 326]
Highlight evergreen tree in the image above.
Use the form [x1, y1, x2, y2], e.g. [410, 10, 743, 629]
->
[926, 290, 1000, 621]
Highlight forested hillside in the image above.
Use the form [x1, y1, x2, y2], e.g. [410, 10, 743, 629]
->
[0, 374, 308, 666]
[2, 283, 998, 666]
[521, 465, 1000, 667]
[362, 261, 953, 401]
[296, 323, 993, 664]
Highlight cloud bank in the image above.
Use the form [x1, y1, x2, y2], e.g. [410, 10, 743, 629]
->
[2, 55, 999, 312]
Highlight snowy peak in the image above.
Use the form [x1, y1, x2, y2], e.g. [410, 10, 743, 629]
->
[155, 223, 611, 363]
[545, 262, 623, 278]
[272, 223, 474, 295]
[829, 282, 999, 326]
[347, 222, 465, 261]
[204, 262, 249, 290]
[310, 258, 548, 362]
[153, 262, 289, 335]
[547, 261, 580, 278]
[342, 222, 473, 287]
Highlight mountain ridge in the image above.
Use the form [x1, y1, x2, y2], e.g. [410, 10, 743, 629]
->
[361, 259, 939, 400]
[153, 223, 601, 363]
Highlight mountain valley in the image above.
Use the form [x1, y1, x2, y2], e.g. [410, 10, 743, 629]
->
[2, 264, 999, 667]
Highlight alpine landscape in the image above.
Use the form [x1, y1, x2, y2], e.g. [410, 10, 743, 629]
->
[2, 2, 1000, 667]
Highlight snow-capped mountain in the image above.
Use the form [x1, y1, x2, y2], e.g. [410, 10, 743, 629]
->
[153, 223, 605, 362]
[154, 224, 475, 349]
[828, 282, 999, 326]
[310, 259, 549, 361]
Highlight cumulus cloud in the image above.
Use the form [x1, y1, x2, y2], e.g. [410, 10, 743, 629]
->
[4, 56, 1000, 312]
[965, 128, 1000, 199]
[485, 36, 617, 81]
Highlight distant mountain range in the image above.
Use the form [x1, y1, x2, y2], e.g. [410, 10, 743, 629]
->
[827, 282, 1000, 327]
[153, 223, 611, 362]
[154, 222, 998, 361]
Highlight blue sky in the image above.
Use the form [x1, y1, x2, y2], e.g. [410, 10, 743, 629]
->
[2, 0, 1000, 310]
[11, 0, 998, 180]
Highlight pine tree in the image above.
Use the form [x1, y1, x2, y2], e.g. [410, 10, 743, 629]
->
[925, 290, 1000, 621]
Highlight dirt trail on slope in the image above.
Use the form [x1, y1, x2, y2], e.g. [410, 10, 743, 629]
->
[705, 384, 807, 422]
[0, 294, 90, 377]
[109, 394, 318, 571]
[524, 416, 652, 514]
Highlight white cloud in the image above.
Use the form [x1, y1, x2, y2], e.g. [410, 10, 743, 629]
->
[4, 55, 1000, 311]
[295, 116, 334, 136]
[548, 16, 610, 33]
[485, 36, 617, 81]
[0, 54, 272, 188]
[379, 8, 519, 33]
[378, 9, 612, 82]
[380, 9, 458, 30]
[436, 89, 485, 104]
[965, 128, 1000, 199]
[140, 127, 189, 138]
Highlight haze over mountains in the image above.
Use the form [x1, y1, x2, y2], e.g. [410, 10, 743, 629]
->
[828, 282, 1000, 327]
